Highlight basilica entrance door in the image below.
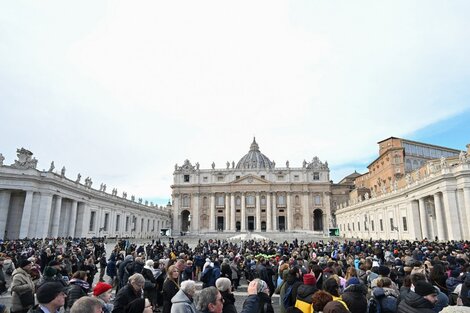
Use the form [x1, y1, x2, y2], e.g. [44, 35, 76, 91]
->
[278, 216, 285, 231]
[217, 217, 224, 231]
[261, 221, 266, 232]
[236, 221, 241, 232]
[313, 209, 323, 231]
[247, 216, 255, 231]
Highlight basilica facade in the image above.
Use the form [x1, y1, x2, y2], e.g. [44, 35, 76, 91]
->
[171, 139, 352, 235]
[0, 148, 171, 240]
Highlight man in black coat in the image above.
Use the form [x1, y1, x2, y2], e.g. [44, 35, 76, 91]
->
[397, 281, 438, 313]
[112, 273, 144, 313]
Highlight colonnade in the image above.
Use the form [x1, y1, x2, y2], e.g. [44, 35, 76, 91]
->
[0, 189, 169, 239]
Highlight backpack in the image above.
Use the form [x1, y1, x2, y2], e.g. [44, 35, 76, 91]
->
[367, 297, 381, 313]
[282, 284, 294, 309]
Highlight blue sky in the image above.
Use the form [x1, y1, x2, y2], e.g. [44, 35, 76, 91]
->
[1, 1, 469, 205]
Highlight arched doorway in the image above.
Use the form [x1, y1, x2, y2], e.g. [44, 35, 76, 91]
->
[181, 210, 191, 232]
[217, 216, 224, 231]
[313, 209, 323, 231]
[236, 221, 241, 232]
[247, 216, 255, 231]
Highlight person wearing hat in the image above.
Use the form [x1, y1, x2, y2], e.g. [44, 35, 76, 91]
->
[93, 282, 114, 313]
[293, 273, 318, 313]
[29, 282, 67, 313]
[397, 280, 438, 313]
[341, 277, 367, 313]
[10, 259, 35, 313]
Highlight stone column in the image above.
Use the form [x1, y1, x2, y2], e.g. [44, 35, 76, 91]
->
[287, 193, 292, 231]
[0, 191, 12, 239]
[230, 194, 236, 231]
[272, 193, 277, 231]
[418, 198, 428, 239]
[241, 193, 246, 232]
[266, 193, 272, 231]
[255, 193, 261, 231]
[433, 193, 445, 241]
[172, 195, 180, 234]
[442, 189, 463, 240]
[303, 193, 309, 230]
[210, 194, 215, 231]
[225, 194, 230, 231]
[192, 194, 200, 233]
[51, 196, 62, 237]
[463, 188, 470, 239]
[37, 193, 54, 238]
[19, 191, 34, 238]
[69, 200, 78, 237]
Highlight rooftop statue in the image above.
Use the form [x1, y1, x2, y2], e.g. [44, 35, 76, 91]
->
[11, 148, 38, 169]
[49, 161, 55, 172]
[0, 153, 4, 166]
[61, 166, 66, 177]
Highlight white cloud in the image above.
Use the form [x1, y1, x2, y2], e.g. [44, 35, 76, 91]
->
[1, 1, 470, 203]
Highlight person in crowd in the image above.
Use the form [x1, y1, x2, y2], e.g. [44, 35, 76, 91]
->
[106, 253, 117, 286]
[311, 290, 334, 313]
[341, 277, 367, 313]
[195, 286, 223, 313]
[28, 282, 67, 313]
[397, 280, 438, 313]
[215, 277, 236, 313]
[182, 260, 194, 282]
[10, 259, 35, 313]
[370, 277, 399, 313]
[283, 267, 303, 311]
[241, 279, 273, 313]
[70, 296, 103, 313]
[0, 257, 7, 295]
[66, 271, 90, 311]
[229, 258, 240, 291]
[125, 298, 153, 313]
[322, 277, 349, 312]
[142, 259, 158, 309]
[162, 265, 180, 313]
[93, 281, 114, 313]
[118, 255, 134, 289]
[113, 273, 145, 313]
[171, 280, 197, 313]
[294, 273, 317, 313]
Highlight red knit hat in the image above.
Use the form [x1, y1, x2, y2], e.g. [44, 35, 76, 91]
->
[93, 282, 112, 296]
[303, 273, 317, 286]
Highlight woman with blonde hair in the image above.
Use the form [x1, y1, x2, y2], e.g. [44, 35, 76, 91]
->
[162, 265, 180, 313]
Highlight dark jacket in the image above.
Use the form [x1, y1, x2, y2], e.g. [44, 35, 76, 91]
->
[371, 287, 398, 313]
[65, 279, 89, 310]
[106, 255, 117, 278]
[397, 291, 435, 313]
[220, 291, 237, 313]
[459, 273, 470, 306]
[240, 293, 274, 313]
[341, 284, 367, 313]
[112, 283, 142, 313]
[323, 301, 350, 313]
[162, 279, 180, 313]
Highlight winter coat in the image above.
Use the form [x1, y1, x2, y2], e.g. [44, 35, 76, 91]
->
[459, 273, 470, 306]
[106, 255, 117, 278]
[65, 279, 89, 310]
[341, 284, 367, 313]
[171, 289, 197, 313]
[294, 284, 318, 313]
[397, 291, 435, 313]
[323, 300, 350, 313]
[162, 279, 180, 313]
[371, 287, 398, 313]
[220, 291, 237, 313]
[10, 267, 36, 313]
[112, 283, 142, 313]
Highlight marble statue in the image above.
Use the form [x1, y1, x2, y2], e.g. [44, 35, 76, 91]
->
[138, 198, 142, 204]
[175, 164, 178, 171]
[76, 173, 81, 183]
[226, 161, 230, 169]
[150, 202, 154, 206]
[123, 192, 127, 199]
[12, 148, 38, 169]
[272, 160, 276, 168]
[232, 161, 235, 169]
[196, 162, 199, 170]
[459, 151, 467, 163]
[392, 180, 398, 191]
[286, 160, 289, 168]
[303, 160, 307, 168]
[102, 184, 106, 192]
[0, 153, 4, 166]
[440, 156, 447, 168]
[145, 200, 148, 205]
[49, 161, 55, 172]
[131, 195, 135, 201]
[381, 184, 386, 194]
[211, 162, 215, 169]
[61, 166, 66, 177]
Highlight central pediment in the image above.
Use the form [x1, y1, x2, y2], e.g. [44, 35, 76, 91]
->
[232, 174, 270, 185]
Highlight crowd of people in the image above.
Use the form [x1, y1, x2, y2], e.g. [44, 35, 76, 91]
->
[1, 236, 470, 313]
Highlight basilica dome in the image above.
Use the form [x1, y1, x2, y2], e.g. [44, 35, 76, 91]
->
[236, 138, 274, 169]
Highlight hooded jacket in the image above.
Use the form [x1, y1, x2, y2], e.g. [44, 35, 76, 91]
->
[397, 291, 435, 313]
[170, 289, 197, 313]
[341, 284, 367, 313]
[294, 284, 318, 313]
[10, 267, 35, 312]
